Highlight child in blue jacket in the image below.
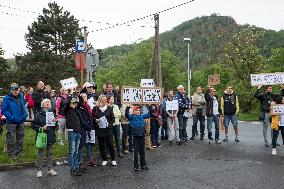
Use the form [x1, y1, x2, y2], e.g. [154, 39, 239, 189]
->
[125, 105, 150, 171]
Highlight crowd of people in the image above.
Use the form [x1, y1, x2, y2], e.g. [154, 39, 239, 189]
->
[0, 80, 284, 178]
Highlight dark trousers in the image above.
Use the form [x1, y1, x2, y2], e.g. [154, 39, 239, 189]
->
[133, 136, 146, 168]
[97, 136, 115, 161]
[121, 124, 133, 151]
[192, 109, 205, 138]
[177, 113, 188, 140]
[113, 125, 121, 153]
[272, 127, 284, 148]
[6, 124, 25, 158]
[150, 121, 158, 144]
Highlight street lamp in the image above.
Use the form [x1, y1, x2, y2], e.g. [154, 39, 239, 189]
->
[184, 37, 191, 96]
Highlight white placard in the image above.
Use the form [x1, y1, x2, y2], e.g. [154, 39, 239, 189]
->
[60, 77, 78, 90]
[86, 130, 96, 143]
[98, 116, 109, 128]
[122, 87, 143, 103]
[140, 79, 155, 87]
[166, 100, 179, 111]
[250, 73, 284, 86]
[143, 88, 162, 103]
[87, 97, 96, 110]
[46, 112, 55, 126]
[271, 105, 284, 115]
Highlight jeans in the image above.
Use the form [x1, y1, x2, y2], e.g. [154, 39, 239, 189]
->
[177, 113, 188, 140]
[78, 143, 93, 162]
[224, 114, 238, 128]
[58, 118, 66, 141]
[133, 136, 146, 168]
[262, 112, 271, 143]
[6, 124, 25, 158]
[192, 109, 205, 138]
[68, 131, 81, 171]
[37, 144, 53, 171]
[113, 124, 121, 154]
[207, 114, 219, 140]
[97, 136, 115, 161]
[150, 121, 157, 144]
[167, 117, 180, 141]
[121, 124, 133, 151]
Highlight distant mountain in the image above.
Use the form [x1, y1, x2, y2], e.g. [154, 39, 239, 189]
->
[102, 14, 284, 70]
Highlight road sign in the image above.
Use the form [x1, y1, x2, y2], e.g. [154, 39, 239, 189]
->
[75, 38, 85, 52]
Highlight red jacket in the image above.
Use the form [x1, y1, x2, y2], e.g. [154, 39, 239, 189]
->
[25, 93, 34, 108]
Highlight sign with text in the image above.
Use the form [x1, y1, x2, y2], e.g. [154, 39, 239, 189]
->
[250, 73, 284, 86]
[60, 77, 78, 90]
[46, 112, 55, 127]
[166, 100, 179, 111]
[208, 74, 220, 86]
[271, 105, 284, 115]
[121, 87, 163, 104]
[140, 79, 155, 87]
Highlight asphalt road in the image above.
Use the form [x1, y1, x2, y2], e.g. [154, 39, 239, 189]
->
[1, 120, 284, 189]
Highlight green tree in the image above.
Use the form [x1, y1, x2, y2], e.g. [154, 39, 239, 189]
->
[0, 46, 9, 73]
[269, 48, 284, 72]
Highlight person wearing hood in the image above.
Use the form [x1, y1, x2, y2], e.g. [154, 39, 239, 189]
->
[254, 85, 284, 147]
[32, 81, 50, 114]
[220, 86, 240, 143]
[2, 83, 28, 159]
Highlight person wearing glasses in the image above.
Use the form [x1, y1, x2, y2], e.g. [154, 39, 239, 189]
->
[1, 83, 28, 160]
[220, 86, 240, 142]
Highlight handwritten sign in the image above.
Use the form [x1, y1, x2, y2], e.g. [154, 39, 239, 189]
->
[121, 87, 163, 104]
[251, 73, 284, 86]
[46, 112, 55, 127]
[60, 77, 78, 90]
[140, 79, 155, 87]
[166, 100, 179, 111]
[208, 74, 220, 86]
[271, 105, 284, 115]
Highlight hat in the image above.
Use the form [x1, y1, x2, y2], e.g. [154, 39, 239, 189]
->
[10, 83, 19, 91]
[132, 105, 141, 111]
[85, 82, 93, 88]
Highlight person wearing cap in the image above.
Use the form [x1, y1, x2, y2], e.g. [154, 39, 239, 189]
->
[32, 81, 50, 114]
[81, 82, 99, 110]
[56, 88, 69, 146]
[2, 83, 28, 159]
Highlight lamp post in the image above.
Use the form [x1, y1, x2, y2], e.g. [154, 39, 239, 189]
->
[184, 37, 191, 96]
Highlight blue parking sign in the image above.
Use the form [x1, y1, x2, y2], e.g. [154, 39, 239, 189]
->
[75, 39, 85, 52]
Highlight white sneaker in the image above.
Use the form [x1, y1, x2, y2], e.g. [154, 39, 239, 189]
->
[102, 161, 107, 166]
[111, 161, 117, 166]
[208, 139, 213, 144]
[58, 141, 64, 146]
[272, 148, 277, 155]
[37, 170, 42, 178]
[47, 169, 58, 176]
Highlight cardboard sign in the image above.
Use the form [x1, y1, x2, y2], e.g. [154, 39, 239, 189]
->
[250, 73, 284, 86]
[121, 87, 163, 104]
[60, 77, 78, 90]
[208, 74, 220, 86]
[140, 79, 155, 87]
[166, 100, 179, 111]
[271, 105, 284, 115]
[46, 112, 55, 127]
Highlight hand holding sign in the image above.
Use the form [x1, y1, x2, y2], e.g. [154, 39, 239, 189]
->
[60, 77, 78, 90]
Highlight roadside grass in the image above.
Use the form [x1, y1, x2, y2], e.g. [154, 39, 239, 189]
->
[238, 112, 259, 121]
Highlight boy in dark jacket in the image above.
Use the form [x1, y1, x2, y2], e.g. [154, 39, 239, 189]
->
[125, 105, 151, 171]
[65, 97, 82, 176]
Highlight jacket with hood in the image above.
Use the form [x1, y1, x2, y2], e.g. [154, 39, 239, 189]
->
[254, 89, 283, 113]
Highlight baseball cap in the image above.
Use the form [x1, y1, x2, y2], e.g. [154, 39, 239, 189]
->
[10, 83, 19, 91]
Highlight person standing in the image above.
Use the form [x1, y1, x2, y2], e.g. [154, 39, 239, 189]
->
[50, 90, 57, 114]
[103, 82, 121, 107]
[221, 86, 240, 142]
[24, 87, 34, 120]
[2, 83, 28, 159]
[190, 86, 206, 141]
[120, 103, 133, 153]
[254, 85, 284, 147]
[32, 81, 50, 114]
[205, 87, 222, 144]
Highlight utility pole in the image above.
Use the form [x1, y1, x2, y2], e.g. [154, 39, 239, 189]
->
[80, 26, 88, 87]
[153, 14, 162, 87]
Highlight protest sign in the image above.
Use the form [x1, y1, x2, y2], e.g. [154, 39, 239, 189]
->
[208, 74, 220, 86]
[270, 105, 284, 115]
[166, 100, 179, 111]
[250, 73, 284, 86]
[98, 116, 109, 128]
[142, 88, 163, 104]
[46, 112, 55, 127]
[140, 79, 155, 87]
[122, 87, 143, 103]
[60, 77, 78, 90]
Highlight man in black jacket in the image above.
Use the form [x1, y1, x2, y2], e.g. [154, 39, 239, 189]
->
[32, 81, 50, 114]
[254, 85, 284, 147]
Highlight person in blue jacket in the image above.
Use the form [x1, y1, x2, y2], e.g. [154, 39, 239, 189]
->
[125, 105, 150, 171]
[2, 83, 28, 159]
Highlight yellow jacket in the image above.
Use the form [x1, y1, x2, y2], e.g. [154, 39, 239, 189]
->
[271, 115, 279, 130]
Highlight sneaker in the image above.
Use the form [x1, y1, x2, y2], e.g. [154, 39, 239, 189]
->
[272, 148, 277, 155]
[58, 141, 64, 146]
[235, 138, 240, 142]
[152, 144, 157, 148]
[223, 137, 228, 142]
[47, 169, 58, 176]
[208, 139, 213, 144]
[189, 137, 195, 141]
[102, 161, 107, 166]
[215, 140, 221, 144]
[111, 161, 117, 166]
[141, 166, 149, 170]
[123, 150, 130, 154]
[134, 167, 140, 171]
[37, 170, 43, 178]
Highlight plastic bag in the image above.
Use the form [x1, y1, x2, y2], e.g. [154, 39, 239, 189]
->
[36, 128, 47, 149]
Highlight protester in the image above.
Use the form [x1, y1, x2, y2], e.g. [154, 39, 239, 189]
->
[125, 105, 150, 171]
[45, 85, 51, 94]
[205, 87, 222, 144]
[120, 103, 133, 153]
[50, 90, 57, 114]
[93, 94, 117, 166]
[221, 86, 240, 142]
[19, 86, 26, 96]
[24, 87, 34, 120]
[56, 88, 69, 146]
[175, 85, 190, 142]
[142, 105, 154, 150]
[32, 99, 57, 178]
[149, 104, 162, 148]
[2, 83, 28, 159]
[108, 96, 123, 157]
[191, 86, 206, 141]
[103, 82, 120, 107]
[254, 85, 284, 147]
[32, 81, 50, 114]
[65, 97, 82, 176]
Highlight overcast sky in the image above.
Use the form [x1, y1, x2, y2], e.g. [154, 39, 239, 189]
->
[0, 0, 283, 58]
